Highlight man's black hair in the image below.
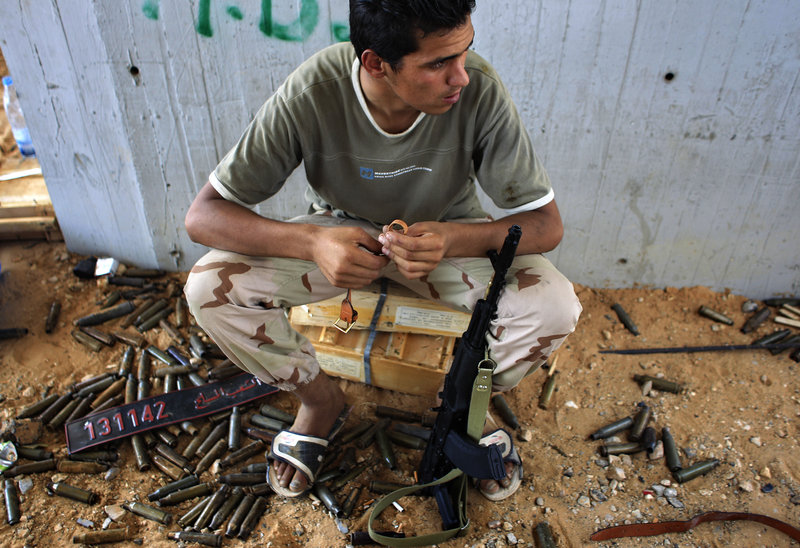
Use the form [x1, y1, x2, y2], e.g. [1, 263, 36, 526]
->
[350, 0, 476, 70]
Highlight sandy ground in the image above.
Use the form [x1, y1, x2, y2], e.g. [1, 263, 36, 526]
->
[1, 46, 799, 548]
[0, 240, 797, 548]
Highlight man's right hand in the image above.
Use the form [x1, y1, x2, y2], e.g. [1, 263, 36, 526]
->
[310, 226, 389, 288]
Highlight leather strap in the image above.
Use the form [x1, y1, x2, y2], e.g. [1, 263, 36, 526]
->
[590, 511, 800, 542]
[334, 289, 358, 333]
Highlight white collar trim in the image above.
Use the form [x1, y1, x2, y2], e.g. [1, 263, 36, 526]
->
[351, 57, 426, 138]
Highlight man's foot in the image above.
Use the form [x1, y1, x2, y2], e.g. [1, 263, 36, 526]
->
[477, 417, 523, 500]
[272, 372, 346, 494]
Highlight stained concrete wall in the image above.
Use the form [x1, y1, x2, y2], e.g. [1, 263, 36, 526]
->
[0, 0, 798, 296]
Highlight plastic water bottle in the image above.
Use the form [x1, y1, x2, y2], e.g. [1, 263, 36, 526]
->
[2, 76, 36, 158]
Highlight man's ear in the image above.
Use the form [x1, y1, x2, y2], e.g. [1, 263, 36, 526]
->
[361, 49, 388, 78]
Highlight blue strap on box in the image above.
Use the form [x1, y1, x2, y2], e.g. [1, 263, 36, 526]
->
[363, 278, 389, 385]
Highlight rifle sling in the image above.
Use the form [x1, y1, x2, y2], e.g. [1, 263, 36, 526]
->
[368, 359, 496, 546]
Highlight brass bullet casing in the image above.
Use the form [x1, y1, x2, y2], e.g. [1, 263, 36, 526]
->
[390, 422, 432, 441]
[146, 345, 177, 366]
[154, 442, 193, 474]
[74, 301, 135, 327]
[39, 392, 75, 423]
[99, 289, 122, 308]
[640, 427, 657, 453]
[16, 393, 59, 419]
[314, 484, 342, 517]
[4, 480, 20, 525]
[177, 496, 211, 528]
[117, 346, 135, 377]
[339, 420, 373, 445]
[167, 345, 192, 366]
[196, 422, 228, 458]
[151, 454, 186, 481]
[538, 371, 558, 410]
[137, 378, 151, 400]
[751, 329, 790, 346]
[138, 307, 172, 333]
[771, 334, 800, 356]
[72, 528, 130, 545]
[46, 482, 98, 505]
[134, 298, 169, 327]
[329, 461, 372, 492]
[589, 416, 634, 440]
[662, 427, 682, 473]
[175, 297, 188, 328]
[338, 446, 357, 473]
[159, 320, 185, 345]
[123, 501, 172, 525]
[147, 474, 200, 502]
[208, 363, 242, 381]
[698, 305, 734, 325]
[628, 403, 651, 441]
[242, 427, 275, 445]
[236, 496, 268, 540]
[673, 458, 720, 483]
[124, 374, 137, 405]
[79, 326, 116, 347]
[224, 494, 255, 538]
[121, 297, 153, 328]
[182, 422, 214, 460]
[633, 374, 682, 394]
[45, 300, 61, 334]
[240, 462, 267, 474]
[90, 377, 126, 409]
[228, 406, 242, 451]
[242, 483, 271, 496]
[219, 440, 265, 469]
[166, 531, 222, 547]
[16, 446, 53, 461]
[611, 303, 639, 335]
[189, 333, 209, 359]
[217, 473, 265, 486]
[47, 397, 81, 429]
[491, 394, 519, 430]
[2, 459, 57, 478]
[113, 330, 145, 348]
[187, 371, 207, 387]
[599, 442, 644, 457]
[194, 484, 230, 531]
[259, 403, 296, 424]
[249, 414, 285, 432]
[194, 438, 228, 476]
[375, 405, 422, 423]
[209, 485, 245, 530]
[356, 418, 390, 449]
[375, 427, 396, 469]
[66, 396, 94, 422]
[741, 307, 771, 333]
[57, 460, 108, 474]
[386, 430, 427, 450]
[533, 521, 558, 548]
[340, 486, 362, 519]
[71, 372, 114, 393]
[131, 435, 151, 472]
[91, 394, 124, 414]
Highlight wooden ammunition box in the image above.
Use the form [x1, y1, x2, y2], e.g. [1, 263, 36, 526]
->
[288, 281, 471, 338]
[293, 324, 455, 398]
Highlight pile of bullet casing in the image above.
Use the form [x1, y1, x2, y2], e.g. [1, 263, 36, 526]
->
[6, 266, 510, 544]
[3, 269, 281, 544]
[589, 396, 719, 485]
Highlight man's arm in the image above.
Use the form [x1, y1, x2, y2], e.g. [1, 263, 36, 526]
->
[185, 182, 389, 288]
[377, 200, 563, 280]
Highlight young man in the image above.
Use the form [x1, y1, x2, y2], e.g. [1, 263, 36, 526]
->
[184, 0, 581, 499]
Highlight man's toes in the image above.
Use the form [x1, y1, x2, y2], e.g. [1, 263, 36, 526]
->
[481, 479, 500, 494]
[289, 470, 308, 492]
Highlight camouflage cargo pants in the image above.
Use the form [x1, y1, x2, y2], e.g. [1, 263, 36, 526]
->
[184, 214, 582, 393]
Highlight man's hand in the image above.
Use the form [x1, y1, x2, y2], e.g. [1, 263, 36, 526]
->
[378, 221, 451, 279]
[311, 226, 389, 288]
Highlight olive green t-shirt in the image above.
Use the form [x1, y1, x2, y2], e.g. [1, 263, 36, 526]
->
[211, 42, 553, 226]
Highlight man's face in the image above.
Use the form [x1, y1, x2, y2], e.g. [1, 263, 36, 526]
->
[383, 16, 475, 115]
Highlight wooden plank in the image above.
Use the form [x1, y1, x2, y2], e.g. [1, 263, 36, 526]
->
[289, 282, 471, 337]
[0, 204, 55, 219]
[294, 323, 454, 397]
[0, 216, 62, 241]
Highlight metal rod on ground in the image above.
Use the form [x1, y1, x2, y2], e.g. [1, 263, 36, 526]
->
[600, 342, 800, 355]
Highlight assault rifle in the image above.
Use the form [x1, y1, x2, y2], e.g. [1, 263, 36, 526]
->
[418, 224, 522, 531]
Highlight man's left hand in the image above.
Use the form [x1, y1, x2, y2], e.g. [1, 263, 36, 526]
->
[378, 221, 450, 279]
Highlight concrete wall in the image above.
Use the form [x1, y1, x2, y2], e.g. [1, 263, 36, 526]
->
[1, 0, 798, 297]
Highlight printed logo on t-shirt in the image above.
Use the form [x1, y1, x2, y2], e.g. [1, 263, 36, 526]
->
[359, 165, 433, 180]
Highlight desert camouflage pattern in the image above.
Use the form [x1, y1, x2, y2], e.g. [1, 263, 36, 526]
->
[184, 214, 581, 392]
